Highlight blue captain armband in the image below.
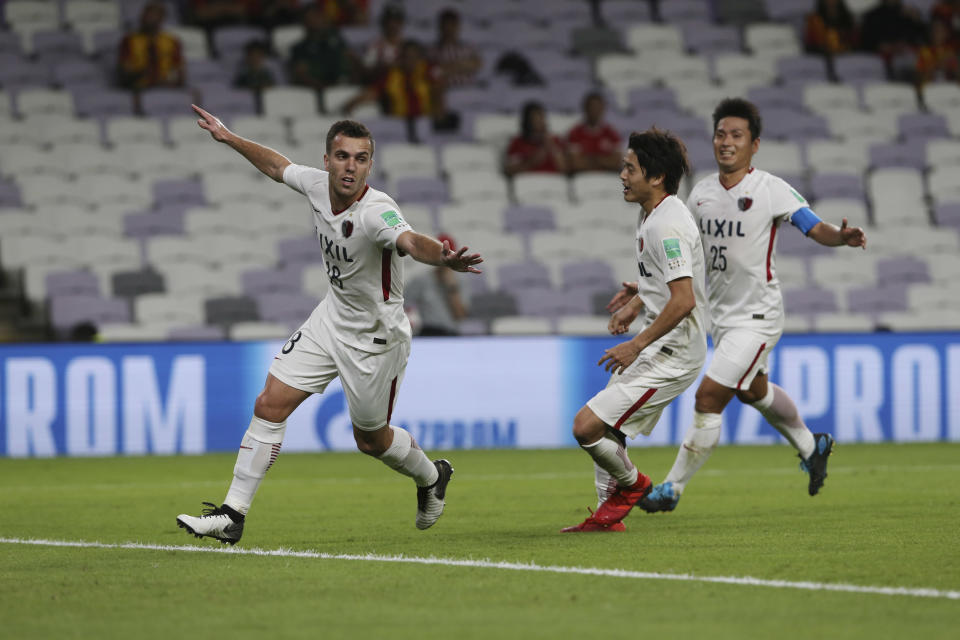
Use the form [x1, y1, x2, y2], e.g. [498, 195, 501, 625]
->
[790, 207, 821, 235]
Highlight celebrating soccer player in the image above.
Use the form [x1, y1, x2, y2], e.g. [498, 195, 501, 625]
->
[176, 105, 483, 544]
[638, 98, 867, 514]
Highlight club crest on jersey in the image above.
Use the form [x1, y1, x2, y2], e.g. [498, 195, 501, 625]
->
[341, 219, 353, 238]
[737, 197, 753, 211]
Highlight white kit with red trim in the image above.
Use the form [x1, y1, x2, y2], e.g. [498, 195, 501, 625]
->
[686, 167, 809, 331]
[282, 164, 412, 354]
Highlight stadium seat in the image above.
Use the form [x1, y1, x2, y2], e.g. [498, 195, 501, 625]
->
[712, 54, 778, 87]
[490, 316, 553, 335]
[512, 174, 570, 206]
[803, 83, 860, 115]
[861, 82, 919, 115]
[50, 295, 131, 335]
[323, 85, 366, 115]
[812, 312, 875, 332]
[135, 292, 206, 326]
[898, 113, 949, 141]
[783, 286, 838, 315]
[168, 25, 209, 60]
[683, 23, 741, 55]
[105, 116, 166, 145]
[868, 168, 927, 226]
[875, 256, 929, 287]
[927, 166, 960, 206]
[98, 322, 175, 342]
[625, 24, 683, 56]
[753, 141, 803, 174]
[824, 109, 897, 143]
[922, 82, 960, 115]
[437, 201, 505, 233]
[806, 140, 870, 175]
[808, 175, 866, 203]
[45, 270, 101, 300]
[37, 118, 101, 147]
[496, 260, 555, 293]
[448, 170, 509, 203]
[777, 55, 829, 85]
[168, 324, 228, 341]
[15, 88, 75, 119]
[439, 143, 499, 176]
[230, 321, 292, 341]
[744, 23, 801, 59]
[833, 53, 887, 84]
[111, 269, 166, 298]
[263, 87, 318, 119]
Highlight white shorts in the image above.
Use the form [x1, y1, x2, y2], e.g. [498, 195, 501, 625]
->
[268, 320, 410, 431]
[706, 324, 782, 391]
[587, 350, 701, 439]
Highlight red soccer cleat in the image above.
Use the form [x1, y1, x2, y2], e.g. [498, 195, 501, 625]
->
[560, 509, 628, 533]
[592, 473, 652, 525]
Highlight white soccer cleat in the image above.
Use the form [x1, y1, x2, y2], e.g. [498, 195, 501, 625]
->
[176, 502, 245, 545]
[415, 459, 454, 530]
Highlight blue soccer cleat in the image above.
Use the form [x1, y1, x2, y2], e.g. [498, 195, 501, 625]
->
[799, 433, 834, 496]
[638, 481, 679, 513]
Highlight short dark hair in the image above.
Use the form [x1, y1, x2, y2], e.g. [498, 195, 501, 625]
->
[520, 100, 545, 139]
[325, 120, 375, 156]
[627, 128, 690, 195]
[712, 97, 762, 140]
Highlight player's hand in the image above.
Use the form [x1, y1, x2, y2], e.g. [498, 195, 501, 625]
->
[192, 104, 231, 143]
[606, 281, 639, 313]
[598, 340, 641, 375]
[441, 240, 483, 273]
[840, 218, 867, 250]
[608, 304, 639, 335]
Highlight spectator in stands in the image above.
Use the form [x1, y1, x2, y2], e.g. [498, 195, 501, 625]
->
[932, 0, 960, 44]
[430, 8, 482, 89]
[363, 3, 406, 80]
[567, 92, 622, 173]
[915, 18, 960, 84]
[345, 39, 455, 132]
[316, 0, 371, 26]
[234, 40, 277, 92]
[505, 101, 569, 175]
[184, 0, 256, 29]
[288, 5, 356, 93]
[860, 0, 927, 76]
[405, 234, 470, 336]
[805, 0, 858, 55]
[117, 2, 185, 90]
[260, 0, 304, 28]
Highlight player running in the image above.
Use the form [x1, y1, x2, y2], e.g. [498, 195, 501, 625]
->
[176, 105, 483, 545]
[562, 129, 708, 532]
[637, 97, 867, 514]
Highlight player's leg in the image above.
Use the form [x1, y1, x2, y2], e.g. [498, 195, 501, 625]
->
[739, 373, 833, 495]
[593, 428, 625, 508]
[343, 343, 452, 529]
[176, 374, 311, 544]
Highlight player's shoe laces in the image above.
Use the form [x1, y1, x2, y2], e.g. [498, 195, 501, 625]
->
[561, 508, 627, 532]
[638, 481, 680, 513]
[799, 433, 835, 496]
[176, 502, 245, 545]
[416, 459, 453, 530]
[591, 473, 652, 525]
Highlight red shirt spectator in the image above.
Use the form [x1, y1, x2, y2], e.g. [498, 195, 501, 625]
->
[567, 92, 622, 173]
[505, 101, 568, 175]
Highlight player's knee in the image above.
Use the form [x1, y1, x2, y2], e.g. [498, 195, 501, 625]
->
[253, 392, 286, 423]
[694, 387, 724, 413]
[735, 388, 762, 404]
[353, 425, 389, 457]
[572, 407, 604, 445]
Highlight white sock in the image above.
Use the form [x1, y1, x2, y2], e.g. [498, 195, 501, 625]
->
[582, 432, 638, 489]
[378, 426, 439, 487]
[223, 416, 286, 515]
[594, 463, 619, 509]
[751, 383, 815, 459]
[663, 411, 722, 494]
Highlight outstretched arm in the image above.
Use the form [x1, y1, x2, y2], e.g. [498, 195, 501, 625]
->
[396, 231, 483, 273]
[192, 104, 291, 182]
[807, 218, 867, 249]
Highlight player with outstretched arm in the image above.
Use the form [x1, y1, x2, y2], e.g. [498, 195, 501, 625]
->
[562, 128, 708, 532]
[636, 98, 867, 514]
[176, 105, 483, 544]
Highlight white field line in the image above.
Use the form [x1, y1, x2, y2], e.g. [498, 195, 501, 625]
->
[1, 537, 957, 601]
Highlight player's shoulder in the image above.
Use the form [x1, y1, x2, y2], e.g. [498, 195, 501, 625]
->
[690, 173, 720, 196]
[652, 196, 698, 232]
[359, 186, 408, 225]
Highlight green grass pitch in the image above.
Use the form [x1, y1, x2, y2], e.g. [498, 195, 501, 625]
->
[1, 442, 958, 639]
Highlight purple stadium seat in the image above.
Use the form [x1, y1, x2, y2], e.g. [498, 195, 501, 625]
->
[90, 28, 124, 58]
[661, 0, 713, 23]
[196, 87, 257, 118]
[783, 286, 837, 315]
[50, 294, 131, 333]
[496, 260, 553, 292]
[74, 88, 136, 117]
[0, 56, 53, 89]
[32, 30, 86, 62]
[212, 26, 268, 61]
[255, 292, 317, 325]
[45, 270, 101, 299]
[516, 287, 593, 317]
[53, 59, 109, 89]
[777, 55, 829, 85]
[898, 113, 950, 140]
[637, 110, 709, 141]
[241, 267, 304, 297]
[601, 0, 653, 24]
[526, 53, 592, 83]
[933, 202, 960, 229]
[560, 259, 615, 290]
[683, 23, 741, 54]
[846, 285, 907, 313]
[834, 53, 887, 84]
[541, 79, 592, 113]
[152, 177, 206, 207]
[0, 180, 22, 207]
[365, 116, 417, 144]
[394, 176, 449, 205]
[747, 85, 806, 113]
[112, 269, 166, 298]
[465, 290, 518, 320]
[778, 225, 831, 256]
[186, 58, 232, 88]
[809, 173, 865, 201]
[0, 31, 22, 56]
[628, 86, 678, 113]
[446, 87, 502, 114]
[685, 138, 716, 172]
[168, 324, 227, 341]
[762, 109, 830, 141]
[764, 0, 810, 20]
[124, 210, 185, 239]
[503, 205, 555, 234]
[875, 256, 930, 286]
[276, 235, 322, 268]
[140, 88, 195, 117]
[869, 140, 926, 170]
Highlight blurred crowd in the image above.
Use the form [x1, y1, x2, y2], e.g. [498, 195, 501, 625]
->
[805, 0, 960, 85]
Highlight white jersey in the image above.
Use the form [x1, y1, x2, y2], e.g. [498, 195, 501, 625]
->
[634, 194, 707, 372]
[687, 168, 808, 330]
[283, 164, 412, 353]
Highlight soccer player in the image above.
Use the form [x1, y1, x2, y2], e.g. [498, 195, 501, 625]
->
[176, 105, 483, 544]
[638, 97, 867, 514]
[562, 129, 707, 532]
